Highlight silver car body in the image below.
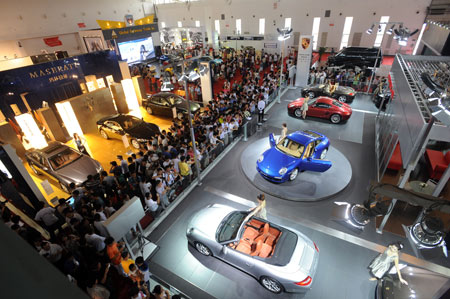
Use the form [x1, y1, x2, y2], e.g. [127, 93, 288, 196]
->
[186, 204, 319, 293]
[25, 141, 103, 190]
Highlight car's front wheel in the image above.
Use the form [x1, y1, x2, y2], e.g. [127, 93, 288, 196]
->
[131, 139, 141, 149]
[337, 95, 347, 103]
[320, 148, 328, 160]
[330, 114, 342, 124]
[100, 129, 109, 139]
[260, 276, 283, 294]
[177, 112, 184, 120]
[146, 106, 153, 115]
[289, 168, 298, 181]
[194, 242, 212, 256]
[294, 109, 302, 118]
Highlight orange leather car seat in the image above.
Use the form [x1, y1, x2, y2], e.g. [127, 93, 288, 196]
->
[254, 223, 270, 244]
[259, 243, 272, 258]
[251, 240, 263, 256]
[242, 226, 259, 241]
[236, 240, 251, 255]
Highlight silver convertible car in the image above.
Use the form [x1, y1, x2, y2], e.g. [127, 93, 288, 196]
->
[186, 204, 319, 293]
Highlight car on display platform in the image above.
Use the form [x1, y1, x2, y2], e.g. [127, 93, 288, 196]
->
[96, 114, 160, 149]
[256, 130, 332, 183]
[287, 96, 352, 124]
[143, 92, 200, 119]
[375, 265, 450, 299]
[186, 204, 319, 294]
[301, 83, 356, 103]
[327, 47, 381, 68]
[25, 141, 103, 193]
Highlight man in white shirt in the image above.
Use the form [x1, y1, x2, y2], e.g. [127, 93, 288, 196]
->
[257, 98, 266, 124]
[144, 192, 162, 218]
[39, 241, 63, 263]
[94, 214, 109, 237]
[85, 227, 106, 252]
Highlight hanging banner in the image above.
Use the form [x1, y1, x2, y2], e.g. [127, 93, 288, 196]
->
[295, 35, 313, 87]
[102, 23, 159, 41]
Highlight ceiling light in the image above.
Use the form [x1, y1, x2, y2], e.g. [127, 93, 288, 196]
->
[386, 24, 395, 35]
[366, 24, 374, 34]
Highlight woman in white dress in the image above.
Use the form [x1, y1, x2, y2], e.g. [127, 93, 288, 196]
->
[368, 242, 408, 285]
[245, 194, 267, 221]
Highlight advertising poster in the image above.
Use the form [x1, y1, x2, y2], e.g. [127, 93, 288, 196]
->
[117, 37, 155, 64]
[295, 35, 313, 87]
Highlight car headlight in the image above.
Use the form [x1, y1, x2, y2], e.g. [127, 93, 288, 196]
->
[258, 155, 264, 163]
[187, 227, 194, 235]
[279, 167, 287, 175]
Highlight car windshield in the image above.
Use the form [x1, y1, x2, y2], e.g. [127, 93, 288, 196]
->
[166, 95, 183, 105]
[217, 211, 247, 243]
[308, 98, 317, 105]
[118, 116, 142, 130]
[333, 100, 343, 107]
[276, 137, 305, 158]
[49, 148, 82, 170]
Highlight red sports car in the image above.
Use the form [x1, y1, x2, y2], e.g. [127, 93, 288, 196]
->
[287, 96, 352, 124]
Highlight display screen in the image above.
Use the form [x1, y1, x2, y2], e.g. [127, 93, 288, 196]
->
[118, 37, 155, 64]
[66, 196, 75, 207]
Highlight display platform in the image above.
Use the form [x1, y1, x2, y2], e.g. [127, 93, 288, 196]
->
[240, 136, 352, 201]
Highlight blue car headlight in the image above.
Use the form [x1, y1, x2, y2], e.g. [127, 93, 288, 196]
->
[258, 155, 264, 163]
[279, 167, 287, 175]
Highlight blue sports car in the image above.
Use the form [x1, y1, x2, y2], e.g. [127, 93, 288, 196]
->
[256, 130, 332, 183]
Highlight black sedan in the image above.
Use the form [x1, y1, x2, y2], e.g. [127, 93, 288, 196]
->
[143, 92, 200, 119]
[301, 84, 356, 103]
[25, 141, 102, 193]
[96, 114, 160, 149]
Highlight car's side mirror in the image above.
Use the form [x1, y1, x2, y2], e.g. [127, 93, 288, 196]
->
[269, 133, 276, 148]
[42, 167, 48, 171]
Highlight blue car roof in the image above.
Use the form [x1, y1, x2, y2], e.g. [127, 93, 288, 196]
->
[287, 130, 322, 144]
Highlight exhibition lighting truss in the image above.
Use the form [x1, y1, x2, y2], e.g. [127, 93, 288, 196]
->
[276, 28, 292, 103]
[364, 21, 406, 94]
[177, 61, 208, 184]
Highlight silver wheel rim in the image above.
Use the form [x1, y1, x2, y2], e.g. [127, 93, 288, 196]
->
[331, 114, 341, 123]
[320, 149, 328, 159]
[294, 109, 302, 118]
[100, 130, 108, 139]
[262, 277, 281, 293]
[131, 139, 140, 149]
[338, 96, 347, 103]
[289, 169, 298, 181]
[177, 112, 184, 119]
[308, 92, 315, 98]
[196, 243, 210, 256]
[146, 107, 152, 114]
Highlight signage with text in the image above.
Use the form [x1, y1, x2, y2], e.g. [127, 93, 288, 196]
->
[102, 24, 159, 41]
[295, 35, 313, 87]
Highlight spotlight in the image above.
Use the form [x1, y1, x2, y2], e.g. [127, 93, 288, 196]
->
[366, 24, 375, 34]
[377, 24, 382, 33]
[386, 24, 395, 35]
[398, 39, 408, 46]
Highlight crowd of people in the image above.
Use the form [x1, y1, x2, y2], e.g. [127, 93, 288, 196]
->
[308, 66, 387, 94]
[0, 46, 285, 299]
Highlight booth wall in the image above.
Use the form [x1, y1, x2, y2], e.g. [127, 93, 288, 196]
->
[0, 50, 122, 121]
[156, 0, 427, 54]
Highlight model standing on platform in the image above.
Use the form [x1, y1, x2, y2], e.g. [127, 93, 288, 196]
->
[301, 97, 309, 119]
[73, 133, 90, 157]
[280, 123, 288, 141]
[246, 194, 267, 221]
[368, 242, 408, 285]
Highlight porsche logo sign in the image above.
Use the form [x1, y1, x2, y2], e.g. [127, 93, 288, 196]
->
[301, 37, 311, 50]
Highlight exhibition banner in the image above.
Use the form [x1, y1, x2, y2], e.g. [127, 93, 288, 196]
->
[295, 35, 313, 87]
[102, 24, 159, 41]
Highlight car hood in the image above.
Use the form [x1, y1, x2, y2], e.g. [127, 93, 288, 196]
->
[337, 86, 355, 95]
[258, 147, 298, 176]
[176, 101, 200, 112]
[126, 123, 159, 139]
[56, 156, 101, 185]
[289, 98, 304, 107]
[188, 204, 235, 239]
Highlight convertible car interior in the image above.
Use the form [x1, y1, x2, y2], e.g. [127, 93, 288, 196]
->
[230, 219, 282, 258]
